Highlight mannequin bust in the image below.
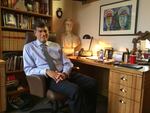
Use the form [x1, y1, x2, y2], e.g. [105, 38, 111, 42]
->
[60, 18, 81, 55]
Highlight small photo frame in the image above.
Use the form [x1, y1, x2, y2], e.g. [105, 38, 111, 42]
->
[3, 13, 17, 27]
[104, 48, 113, 59]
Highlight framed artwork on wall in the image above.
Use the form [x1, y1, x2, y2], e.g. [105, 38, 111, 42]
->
[99, 0, 139, 36]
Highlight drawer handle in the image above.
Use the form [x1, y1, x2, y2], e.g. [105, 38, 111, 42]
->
[119, 99, 126, 104]
[121, 77, 127, 81]
[120, 88, 127, 93]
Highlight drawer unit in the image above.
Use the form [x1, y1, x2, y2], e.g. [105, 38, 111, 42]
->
[108, 93, 140, 113]
[109, 69, 143, 113]
[109, 83, 141, 102]
[110, 70, 142, 89]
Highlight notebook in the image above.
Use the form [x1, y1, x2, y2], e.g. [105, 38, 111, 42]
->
[118, 64, 143, 69]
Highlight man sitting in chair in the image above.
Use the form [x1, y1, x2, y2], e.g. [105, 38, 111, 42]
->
[23, 20, 97, 113]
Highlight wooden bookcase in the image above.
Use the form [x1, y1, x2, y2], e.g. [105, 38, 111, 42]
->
[0, 0, 52, 110]
[0, 0, 52, 53]
[0, 60, 6, 112]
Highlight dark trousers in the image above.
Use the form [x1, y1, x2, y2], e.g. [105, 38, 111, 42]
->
[48, 72, 97, 113]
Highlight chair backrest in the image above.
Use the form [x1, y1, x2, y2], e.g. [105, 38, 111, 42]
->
[25, 31, 36, 44]
[25, 31, 57, 44]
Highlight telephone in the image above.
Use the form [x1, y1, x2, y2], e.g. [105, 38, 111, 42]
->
[78, 48, 93, 57]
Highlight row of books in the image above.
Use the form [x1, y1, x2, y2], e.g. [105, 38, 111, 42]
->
[2, 11, 49, 29]
[3, 52, 23, 72]
[1, 31, 25, 51]
[1, 0, 17, 8]
[1, 0, 49, 15]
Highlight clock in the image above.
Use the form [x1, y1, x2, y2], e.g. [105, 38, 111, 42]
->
[56, 8, 63, 18]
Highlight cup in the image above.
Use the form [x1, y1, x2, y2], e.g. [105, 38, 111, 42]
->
[129, 55, 136, 64]
[122, 52, 129, 63]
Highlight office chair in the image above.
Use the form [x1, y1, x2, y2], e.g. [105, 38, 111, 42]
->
[24, 32, 66, 101]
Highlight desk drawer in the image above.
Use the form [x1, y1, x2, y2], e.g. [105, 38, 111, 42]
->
[110, 70, 142, 89]
[109, 83, 141, 102]
[108, 93, 140, 113]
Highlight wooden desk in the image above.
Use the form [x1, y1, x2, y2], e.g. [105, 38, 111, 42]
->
[69, 56, 150, 113]
[0, 60, 6, 113]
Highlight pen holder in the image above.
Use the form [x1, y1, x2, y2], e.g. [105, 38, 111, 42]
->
[129, 55, 136, 64]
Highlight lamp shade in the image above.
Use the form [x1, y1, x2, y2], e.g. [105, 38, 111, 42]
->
[83, 34, 92, 39]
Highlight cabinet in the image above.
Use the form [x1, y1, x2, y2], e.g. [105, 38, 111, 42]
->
[108, 69, 150, 113]
[0, 60, 6, 112]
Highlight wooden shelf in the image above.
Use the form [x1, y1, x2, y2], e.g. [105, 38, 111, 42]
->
[1, 6, 52, 18]
[1, 26, 33, 32]
[6, 70, 23, 74]
[7, 87, 29, 96]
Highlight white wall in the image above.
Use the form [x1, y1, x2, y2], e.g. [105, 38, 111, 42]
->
[52, 0, 72, 43]
[52, 0, 150, 52]
[137, 0, 150, 31]
[72, 0, 150, 52]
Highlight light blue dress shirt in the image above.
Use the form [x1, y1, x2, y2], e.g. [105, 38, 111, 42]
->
[23, 39, 73, 76]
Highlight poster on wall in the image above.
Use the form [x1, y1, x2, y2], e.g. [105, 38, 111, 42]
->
[99, 0, 139, 36]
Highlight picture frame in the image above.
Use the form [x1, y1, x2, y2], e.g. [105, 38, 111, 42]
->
[99, 0, 139, 36]
[20, 15, 29, 29]
[3, 13, 17, 27]
[104, 48, 113, 59]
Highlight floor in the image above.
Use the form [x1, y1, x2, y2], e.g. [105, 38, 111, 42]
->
[6, 95, 108, 113]
[96, 95, 107, 113]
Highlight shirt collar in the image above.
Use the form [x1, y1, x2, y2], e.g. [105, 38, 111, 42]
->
[36, 39, 48, 46]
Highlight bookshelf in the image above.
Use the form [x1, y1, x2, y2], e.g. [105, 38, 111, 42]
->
[0, 0, 52, 110]
[0, 0, 52, 52]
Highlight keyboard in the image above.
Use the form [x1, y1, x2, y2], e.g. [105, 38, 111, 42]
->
[118, 64, 143, 69]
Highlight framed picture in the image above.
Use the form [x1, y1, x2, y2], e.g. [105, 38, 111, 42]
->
[20, 15, 29, 29]
[104, 48, 113, 59]
[99, 0, 139, 36]
[3, 13, 17, 27]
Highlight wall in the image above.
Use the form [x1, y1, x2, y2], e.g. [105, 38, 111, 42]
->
[52, 0, 72, 43]
[72, 0, 139, 52]
[52, 0, 150, 52]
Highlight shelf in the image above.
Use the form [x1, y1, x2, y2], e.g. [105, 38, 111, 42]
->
[2, 26, 33, 32]
[7, 87, 29, 96]
[1, 6, 52, 18]
[6, 80, 18, 86]
[1, 26, 33, 32]
[6, 70, 23, 74]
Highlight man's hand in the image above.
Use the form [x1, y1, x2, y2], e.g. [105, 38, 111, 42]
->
[56, 72, 68, 83]
[46, 70, 58, 81]
[46, 70, 68, 83]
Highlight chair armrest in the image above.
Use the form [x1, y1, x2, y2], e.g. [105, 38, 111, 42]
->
[72, 66, 80, 72]
[26, 75, 46, 98]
